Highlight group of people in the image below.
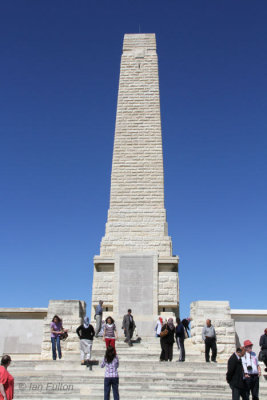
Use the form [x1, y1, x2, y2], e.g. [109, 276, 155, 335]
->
[1, 306, 266, 400]
[226, 331, 267, 400]
[156, 316, 190, 362]
[201, 319, 267, 400]
[49, 301, 137, 400]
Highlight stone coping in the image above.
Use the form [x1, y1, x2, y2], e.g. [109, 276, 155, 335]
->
[94, 255, 179, 264]
[231, 309, 267, 315]
[0, 308, 48, 313]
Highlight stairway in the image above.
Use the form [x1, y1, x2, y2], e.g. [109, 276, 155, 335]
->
[10, 338, 267, 399]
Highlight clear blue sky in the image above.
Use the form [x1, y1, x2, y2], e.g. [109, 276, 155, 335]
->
[0, 1, 266, 319]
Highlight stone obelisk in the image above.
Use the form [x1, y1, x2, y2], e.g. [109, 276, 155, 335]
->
[91, 34, 179, 335]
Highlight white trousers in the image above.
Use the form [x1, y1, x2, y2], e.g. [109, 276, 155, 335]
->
[80, 339, 93, 360]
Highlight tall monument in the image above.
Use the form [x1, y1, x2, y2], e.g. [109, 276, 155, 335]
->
[91, 34, 179, 335]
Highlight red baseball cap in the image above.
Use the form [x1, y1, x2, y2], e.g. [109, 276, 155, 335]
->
[244, 340, 253, 347]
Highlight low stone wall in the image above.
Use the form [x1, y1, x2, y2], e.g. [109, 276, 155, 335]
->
[0, 308, 47, 355]
[41, 300, 86, 360]
[190, 301, 236, 360]
[231, 309, 267, 355]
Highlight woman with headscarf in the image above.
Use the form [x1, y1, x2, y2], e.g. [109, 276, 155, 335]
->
[160, 318, 175, 362]
[76, 317, 95, 364]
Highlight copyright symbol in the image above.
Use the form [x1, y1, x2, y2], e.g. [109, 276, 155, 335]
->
[19, 383, 26, 390]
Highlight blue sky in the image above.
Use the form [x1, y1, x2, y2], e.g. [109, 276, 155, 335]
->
[0, 1, 266, 319]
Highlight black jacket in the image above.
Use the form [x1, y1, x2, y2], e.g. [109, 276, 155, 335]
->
[226, 353, 245, 389]
[260, 334, 267, 350]
[76, 324, 95, 340]
[161, 324, 175, 345]
[175, 323, 185, 340]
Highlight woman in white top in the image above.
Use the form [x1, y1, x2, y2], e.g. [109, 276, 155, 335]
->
[155, 317, 163, 337]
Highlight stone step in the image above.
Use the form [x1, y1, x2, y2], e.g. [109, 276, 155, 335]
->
[9, 336, 267, 400]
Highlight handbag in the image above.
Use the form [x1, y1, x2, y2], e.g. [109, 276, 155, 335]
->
[60, 332, 68, 341]
[160, 329, 168, 338]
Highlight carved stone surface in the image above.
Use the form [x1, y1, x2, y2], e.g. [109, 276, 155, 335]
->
[190, 301, 236, 360]
[91, 34, 179, 330]
[118, 255, 154, 315]
[41, 300, 86, 360]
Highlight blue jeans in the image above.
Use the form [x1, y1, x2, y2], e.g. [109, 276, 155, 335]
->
[51, 336, 62, 360]
[104, 377, 119, 400]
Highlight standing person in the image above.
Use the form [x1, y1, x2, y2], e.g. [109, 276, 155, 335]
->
[259, 328, 267, 373]
[101, 346, 120, 400]
[226, 347, 247, 400]
[95, 300, 104, 337]
[175, 318, 185, 362]
[202, 319, 217, 363]
[76, 317, 95, 365]
[103, 317, 118, 350]
[50, 315, 67, 360]
[160, 318, 175, 362]
[182, 317, 191, 338]
[122, 309, 136, 347]
[0, 355, 14, 400]
[242, 340, 261, 400]
[155, 317, 163, 337]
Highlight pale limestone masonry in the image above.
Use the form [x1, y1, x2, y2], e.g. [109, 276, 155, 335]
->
[91, 34, 179, 329]
[190, 301, 236, 361]
[100, 33, 172, 257]
[41, 300, 85, 360]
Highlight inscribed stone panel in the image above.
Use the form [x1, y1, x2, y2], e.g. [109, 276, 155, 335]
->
[118, 255, 154, 315]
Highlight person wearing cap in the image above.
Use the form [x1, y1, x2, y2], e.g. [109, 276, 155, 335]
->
[259, 328, 267, 372]
[242, 339, 261, 400]
[202, 319, 217, 362]
[226, 347, 247, 400]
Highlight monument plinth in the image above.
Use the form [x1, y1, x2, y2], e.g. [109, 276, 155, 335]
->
[91, 34, 179, 335]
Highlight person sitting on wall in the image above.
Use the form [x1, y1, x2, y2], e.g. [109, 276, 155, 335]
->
[0, 355, 14, 400]
[259, 328, 267, 373]
[226, 347, 247, 400]
[50, 315, 68, 361]
[202, 319, 217, 363]
[242, 339, 261, 400]
[122, 309, 136, 347]
[76, 317, 95, 365]
[95, 300, 104, 337]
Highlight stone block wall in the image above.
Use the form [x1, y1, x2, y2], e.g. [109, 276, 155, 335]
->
[190, 301, 236, 360]
[158, 272, 179, 306]
[41, 300, 86, 360]
[91, 272, 114, 307]
[99, 33, 173, 258]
